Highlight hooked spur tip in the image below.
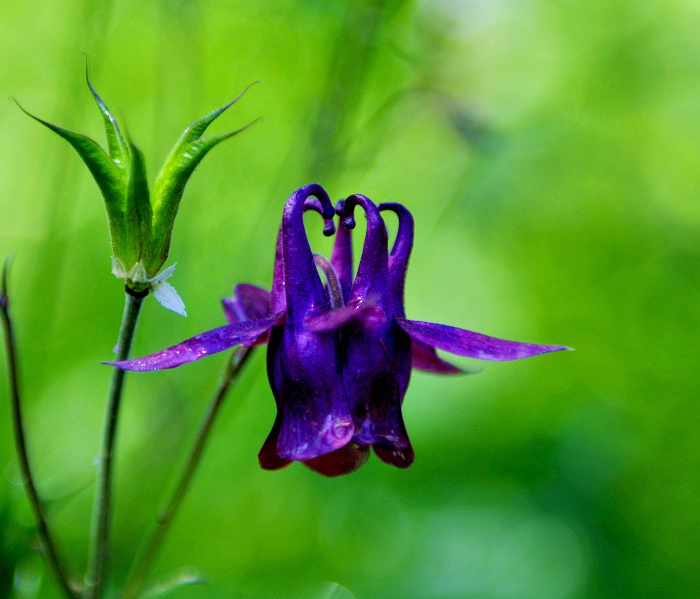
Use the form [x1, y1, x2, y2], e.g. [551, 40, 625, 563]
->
[335, 198, 356, 229]
[323, 219, 336, 236]
[302, 194, 336, 236]
[321, 202, 336, 221]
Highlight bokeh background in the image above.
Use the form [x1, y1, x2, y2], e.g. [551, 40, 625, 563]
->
[1, 0, 699, 597]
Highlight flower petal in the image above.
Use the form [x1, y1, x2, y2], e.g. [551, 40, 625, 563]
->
[221, 298, 239, 324]
[277, 402, 355, 461]
[281, 185, 336, 317]
[303, 301, 385, 332]
[266, 325, 354, 462]
[330, 200, 353, 304]
[303, 443, 370, 477]
[107, 317, 277, 371]
[398, 319, 571, 361]
[151, 263, 177, 284]
[258, 412, 292, 471]
[378, 202, 414, 318]
[340, 194, 390, 304]
[111, 256, 128, 279]
[222, 298, 275, 347]
[411, 340, 465, 374]
[373, 440, 414, 469]
[350, 375, 412, 451]
[222, 284, 271, 324]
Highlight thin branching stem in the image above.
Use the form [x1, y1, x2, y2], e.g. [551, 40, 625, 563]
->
[0, 258, 79, 599]
[122, 346, 254, 599]
[85, 290, 146, 599]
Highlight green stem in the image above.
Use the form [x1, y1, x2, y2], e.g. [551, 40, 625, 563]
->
[121, 346, 254, 599]
[84, 290, 146, 599]
[0, 260, 78, 599]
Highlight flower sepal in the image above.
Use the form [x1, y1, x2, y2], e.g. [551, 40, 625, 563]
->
[111, 258, 186, 316]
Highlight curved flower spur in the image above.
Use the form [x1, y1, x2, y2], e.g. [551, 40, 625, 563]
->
[109, 185, 570, 476]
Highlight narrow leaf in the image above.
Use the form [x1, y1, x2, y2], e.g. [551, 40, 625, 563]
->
[162, 81, 259, 166]
[148, 119, 259, 273]
[15, 100, 127, 257]
[84, 58, 129, 179]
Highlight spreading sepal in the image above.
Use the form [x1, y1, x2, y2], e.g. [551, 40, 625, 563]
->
[148, 82, 260, 276]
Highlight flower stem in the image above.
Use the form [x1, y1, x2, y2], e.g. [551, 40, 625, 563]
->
[84, 289, 146, 599]
[0, 259, 78, 599]
[121, 346, 254, 599]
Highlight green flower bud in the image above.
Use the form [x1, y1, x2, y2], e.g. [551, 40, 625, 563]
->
[18, 67, 258, 315]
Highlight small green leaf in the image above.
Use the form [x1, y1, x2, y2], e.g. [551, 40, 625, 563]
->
[84, 62, 130, 182]
[162, 81, 259, 167]
[16, 100, 128, 258]
[145, 83, 259, 274]
[147, 117, 258, 274]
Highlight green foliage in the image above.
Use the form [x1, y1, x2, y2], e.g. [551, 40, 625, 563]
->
[15, 98, 130, 260]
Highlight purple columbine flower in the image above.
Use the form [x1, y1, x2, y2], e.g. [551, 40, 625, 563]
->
[109, 185, 570, 476]
[303, 195, 414, 472]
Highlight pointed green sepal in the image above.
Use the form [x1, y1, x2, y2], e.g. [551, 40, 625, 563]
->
[147, 85, 259, 274]
[161, 81, 258, 169]
[85, 61, 130, 182]
[15, 99, 128, 259]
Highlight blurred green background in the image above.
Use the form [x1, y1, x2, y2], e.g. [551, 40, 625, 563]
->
[1, 0, 699, 597]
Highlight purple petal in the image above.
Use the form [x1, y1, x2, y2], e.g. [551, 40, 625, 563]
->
[304, 301, 385, 332]
[282, 185, 335, 317]
[373, 442, 414, 469]
[266, 325, 354, 461]
[378, 202, 414, 318]
[340, 320, 413, 460]
[222, 284, 271, 324]
[277, 401, 355, 461]
[258, 411, 292, 471]
[411, 340, 464, 374]
[349, 374, 412, 452]
[330, 205, 353, 304]
[398, 319, 572, 361]
[269, 195, 336, 315]
[222, 284, 274, 346]
[107, 318, 277, 371]
[221, 298, 239, 324]
[303, 442, 370, 477]
[270, 227, 286, 315]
